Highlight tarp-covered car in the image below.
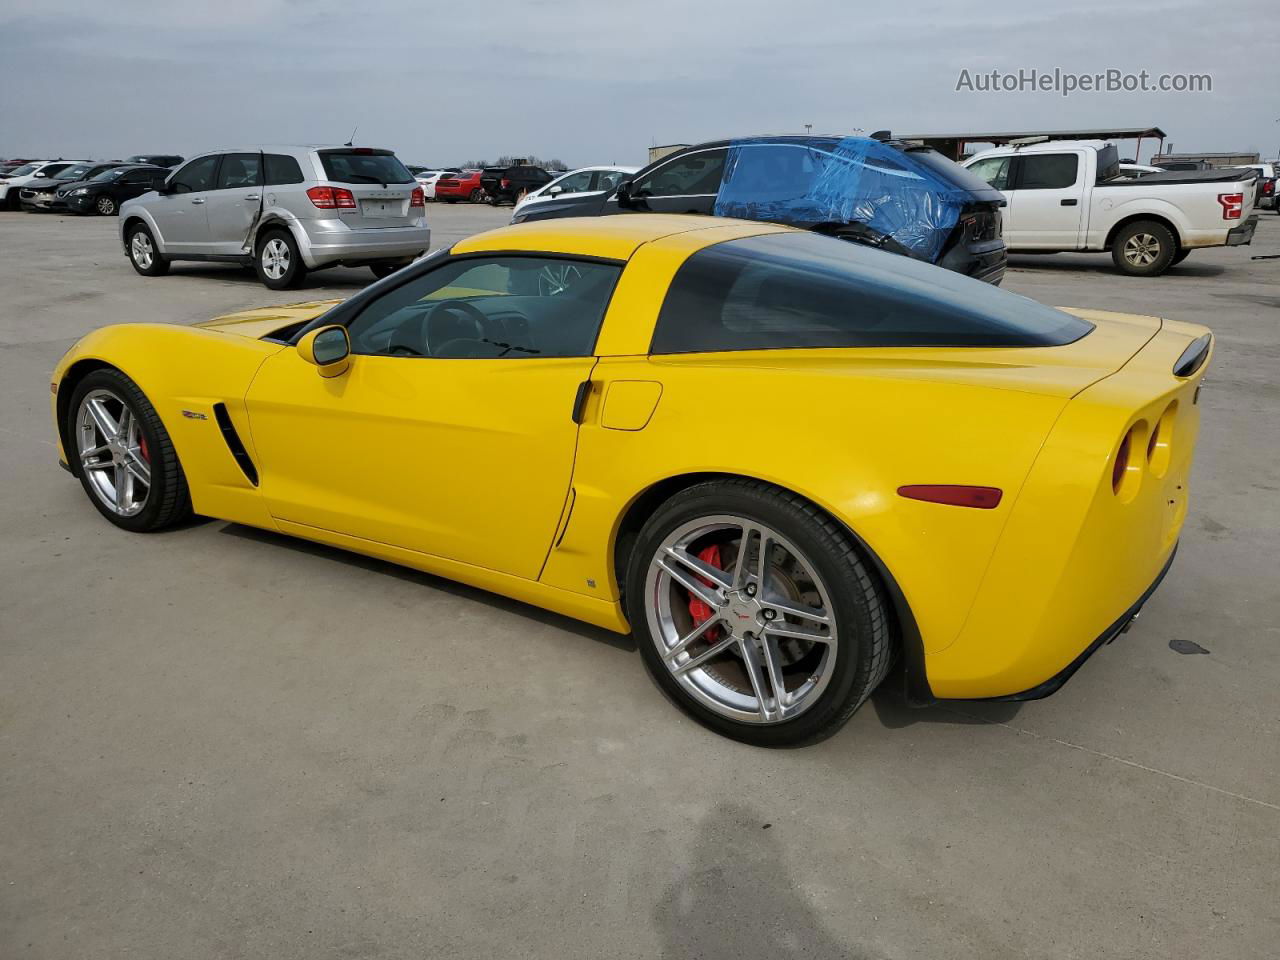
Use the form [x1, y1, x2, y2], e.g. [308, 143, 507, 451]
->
[512, 135, 1008, 283]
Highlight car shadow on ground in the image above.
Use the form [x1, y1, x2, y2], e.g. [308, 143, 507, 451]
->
[1007, 255, 1227, 279]
[652, 800, 865, 960]
[163, 263, 372, 290]
[867, 684, 1022, 729]
[219, 522, 638, 652]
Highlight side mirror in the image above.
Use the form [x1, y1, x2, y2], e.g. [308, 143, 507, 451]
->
[614, 180, 633, 207]
[547, 185, 563, 196]
[297, 325, 351, 378]
[34, 171, 47, 178]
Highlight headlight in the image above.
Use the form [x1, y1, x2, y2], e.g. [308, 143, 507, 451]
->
[71, 188, 89, 195]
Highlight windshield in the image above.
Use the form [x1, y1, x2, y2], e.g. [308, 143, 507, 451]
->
[56, 164, 94, 180]
[318, 150, 414, 185]
[93, 168, 129, 181]
[7, 163, 39, 176]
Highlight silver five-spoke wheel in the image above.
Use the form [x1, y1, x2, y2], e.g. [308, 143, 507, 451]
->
[130, 232, 154, 269]
[76, 389, 151, 517]
[261, 238, 290, 280]
[644, 515, 838, 725]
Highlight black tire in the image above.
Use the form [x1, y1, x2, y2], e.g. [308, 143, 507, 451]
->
[469, 189, 483, 203]
[255, 228, 307, 290]
[65, 368, 192, 533]
[1111, 220, 1176, 276]
[95, 194, 117, 216]
[369, 261, 407, 280]
[625, 479, 892, 747]
[126, 222, 170, 277]
[1171, 248, 1191, 265]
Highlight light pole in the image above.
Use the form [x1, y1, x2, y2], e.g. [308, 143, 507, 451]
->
[804, 124, 812, 136]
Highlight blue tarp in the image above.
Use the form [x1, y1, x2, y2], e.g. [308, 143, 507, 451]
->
[713, 137, 971, 263]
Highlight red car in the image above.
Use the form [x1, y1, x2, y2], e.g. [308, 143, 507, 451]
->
[434, 169, 485, 203]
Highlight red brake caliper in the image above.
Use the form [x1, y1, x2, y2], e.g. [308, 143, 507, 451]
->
[138, 433, 151, 463]
[687, 544, 723, 641]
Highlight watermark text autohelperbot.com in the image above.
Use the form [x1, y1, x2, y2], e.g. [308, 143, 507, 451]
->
[955, 68, 1212, 97]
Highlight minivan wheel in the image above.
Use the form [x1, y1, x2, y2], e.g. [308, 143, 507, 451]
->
[626, 479, 893, 746]
[256, 229, 306, 290]
[127, 223, 170, 277]
[95, 195, 118, 216]
[1112, 221, 1176, 276]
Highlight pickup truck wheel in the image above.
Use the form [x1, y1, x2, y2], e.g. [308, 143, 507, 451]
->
[255, 229, 307, 290]
[1112, 221, 1176, 276]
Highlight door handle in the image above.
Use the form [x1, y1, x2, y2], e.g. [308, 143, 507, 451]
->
[1060, 198, 1078, 206]
[245, 194, 260, 201]
[191, 197, 205, 204]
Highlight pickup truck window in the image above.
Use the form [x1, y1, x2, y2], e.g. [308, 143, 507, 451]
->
[1018, 154, 1079, 190]
[966, 156, 1011, 190]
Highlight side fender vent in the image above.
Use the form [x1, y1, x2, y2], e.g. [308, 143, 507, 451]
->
[212, 403, 259, 486]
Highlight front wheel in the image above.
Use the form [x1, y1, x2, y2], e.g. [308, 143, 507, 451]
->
[66, 368, 192, 532]
[95, 195, 118, 216]
[1112, 221, 1176, 276]
[255, 229, 307, 290]
[626, 479, 892, 746]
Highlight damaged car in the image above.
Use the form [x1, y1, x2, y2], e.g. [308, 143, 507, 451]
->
[512, 135, 1008, 283]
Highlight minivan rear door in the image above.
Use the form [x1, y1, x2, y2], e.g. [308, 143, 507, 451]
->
[317, 149, 419, 229]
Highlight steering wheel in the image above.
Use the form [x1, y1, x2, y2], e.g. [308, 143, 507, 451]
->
[425, 299, 490, 356]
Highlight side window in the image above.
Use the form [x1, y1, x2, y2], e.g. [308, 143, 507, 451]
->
[263, 153, 305, 186]
[594, 170, 626, 192]
[346, 256, 623, 359]
[1017, 154, 1080, 189]
[552, 171, 592, 193]
[169, 155, 219, 194]
[965, 156, 1012, 191]
[633, 150, 727, 197]
[215, 153, 262, 190]
[650, 233, 1091, 353]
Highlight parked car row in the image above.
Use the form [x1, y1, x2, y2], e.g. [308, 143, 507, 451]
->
[0, 154, 183, 212]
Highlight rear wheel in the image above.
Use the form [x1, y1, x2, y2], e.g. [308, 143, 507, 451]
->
[469, 189, 483, 203]
[126, 223, 169, 276]
[95, 195, 118, 216]
[1112, 221, 1176, 276]
[626, 479, 892, 746]
[255, 228, 306, 290]
[66, 369, 191, 532]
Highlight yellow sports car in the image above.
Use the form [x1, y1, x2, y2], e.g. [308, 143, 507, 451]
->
[51, 215, 1212, 745]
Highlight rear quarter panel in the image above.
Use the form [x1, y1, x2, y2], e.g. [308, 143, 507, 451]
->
[1087, 181, 1254, 249]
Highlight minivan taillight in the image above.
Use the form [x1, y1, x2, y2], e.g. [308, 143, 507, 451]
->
[410, 187, 425, 207]
[307, 185, 357, 209]
[1217, 192, 1243, 220]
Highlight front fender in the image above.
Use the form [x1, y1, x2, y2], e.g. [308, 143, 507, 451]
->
[54, 324, 285, 528]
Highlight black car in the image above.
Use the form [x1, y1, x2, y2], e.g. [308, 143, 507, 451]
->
[513, 135, 1009, 283]
[125, 154, 184, 168]
[19, 161, 123, 211]
[480, 162, 554, 205]
[54, 164, 168, 216]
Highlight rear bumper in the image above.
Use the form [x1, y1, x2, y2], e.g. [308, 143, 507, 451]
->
[977, 545, 1176, 702]
[293, 219, 431, 268]
[939, 237, 1007, 285]
[921, 320, 1210, 700]
[1226, 215, 1258, 246]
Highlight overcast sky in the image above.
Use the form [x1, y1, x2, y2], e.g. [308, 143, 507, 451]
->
[1, 0, 1276, 167]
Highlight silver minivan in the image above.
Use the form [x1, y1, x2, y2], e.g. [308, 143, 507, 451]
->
[119, 146, 431, 288]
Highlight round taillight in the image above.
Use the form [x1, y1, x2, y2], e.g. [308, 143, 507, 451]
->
[1112, 431, 1131, 494]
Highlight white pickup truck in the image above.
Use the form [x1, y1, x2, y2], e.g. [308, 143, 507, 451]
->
[963, 140, 1258, 275]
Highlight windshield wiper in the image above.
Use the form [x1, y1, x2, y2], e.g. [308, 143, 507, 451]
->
[343, 173, 383, 184]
